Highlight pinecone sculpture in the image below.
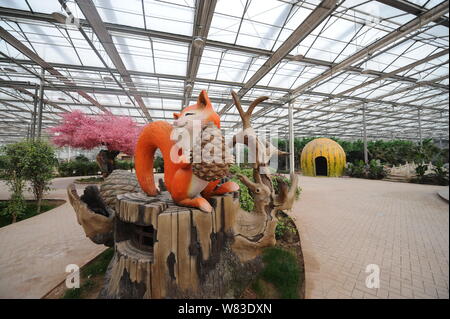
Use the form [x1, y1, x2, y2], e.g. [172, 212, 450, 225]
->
[100, 169, 142, 208]
[191, 123, 234, 181]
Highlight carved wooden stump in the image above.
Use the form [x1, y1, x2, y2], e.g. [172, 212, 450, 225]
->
[100, 191, 242, 299]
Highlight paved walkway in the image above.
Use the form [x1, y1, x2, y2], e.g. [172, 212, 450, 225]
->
[291, 176, 449, 299]
[0, 177, 106, 299]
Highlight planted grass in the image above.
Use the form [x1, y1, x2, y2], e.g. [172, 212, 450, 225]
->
[259, 247, 300, 299]
[0, 199, 64, 228]
[63, 248, 114, 299]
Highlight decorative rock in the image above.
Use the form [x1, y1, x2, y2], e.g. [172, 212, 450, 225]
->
[100, 169, 142, 208]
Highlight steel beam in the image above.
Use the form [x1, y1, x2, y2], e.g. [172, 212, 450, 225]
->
[219, 0, 339, 115]
[251, 0, 450, 121]
[2, 79, 447, 116]
[183, 0, 217, 106]
[287, 49, 449, 117]
[254, 74, 449, 129]
[289, 1, 449, 100]
[74, 0, 152, 121]
[0, 8, 447, 91]
[376, 0, 449, 27]
[0, 26, 107, 113]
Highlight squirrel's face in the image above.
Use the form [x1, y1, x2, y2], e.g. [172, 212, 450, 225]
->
[173, 90, 220, 131]
[173, 107, 206, 129]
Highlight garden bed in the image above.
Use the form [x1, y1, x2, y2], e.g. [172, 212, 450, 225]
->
[241, 212, 305, 299]
[43, 248, 113, 299]
[74, 176, 104, 184]
[0, 199, 66, 228]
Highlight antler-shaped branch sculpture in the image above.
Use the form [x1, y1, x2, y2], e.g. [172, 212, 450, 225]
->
[230, 90, 297, 213]
[230, 91, 288, 168]
[230, 91, 299, 261]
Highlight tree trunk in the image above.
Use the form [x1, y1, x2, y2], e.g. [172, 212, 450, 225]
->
[96, 150, 120, 178]
[36, 197, 42, 215]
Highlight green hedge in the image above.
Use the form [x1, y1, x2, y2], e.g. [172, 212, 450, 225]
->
[58, 157, 99, 177]
[275, 137, 448, 170]
[345, 159, 387, 180]
[229, 165, 301, 212]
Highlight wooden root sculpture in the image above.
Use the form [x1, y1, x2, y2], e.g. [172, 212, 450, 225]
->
[229, 91, 299, 261]
[67, 170, 142, 246]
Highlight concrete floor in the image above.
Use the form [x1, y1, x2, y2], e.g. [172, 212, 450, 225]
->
[0, 177, 106, 299]
[291, 176, 449, 299]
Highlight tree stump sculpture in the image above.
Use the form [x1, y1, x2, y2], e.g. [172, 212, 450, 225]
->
[97, 191, 243, 298]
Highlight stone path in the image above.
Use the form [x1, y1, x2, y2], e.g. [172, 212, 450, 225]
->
[291, 176, 449, 299]
[0, 177, 106, 299]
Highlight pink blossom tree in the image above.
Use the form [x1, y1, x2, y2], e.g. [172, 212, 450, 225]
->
[50, 110, 142, 177]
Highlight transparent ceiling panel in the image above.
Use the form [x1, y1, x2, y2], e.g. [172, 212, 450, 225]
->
[94, 0, 145, 29]
[143, 0, 195, 36]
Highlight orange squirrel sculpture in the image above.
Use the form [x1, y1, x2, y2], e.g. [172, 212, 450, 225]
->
[134, 90, 239, 213]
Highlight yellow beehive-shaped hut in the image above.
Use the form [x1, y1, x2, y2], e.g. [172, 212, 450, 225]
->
[300, 138, 346, 177]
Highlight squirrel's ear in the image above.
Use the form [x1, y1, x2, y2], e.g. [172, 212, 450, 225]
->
[173, 112, 180, 119]
[197, 90, 212, 109]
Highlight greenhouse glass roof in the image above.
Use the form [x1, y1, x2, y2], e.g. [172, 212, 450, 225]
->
[0, 0, 448, 143]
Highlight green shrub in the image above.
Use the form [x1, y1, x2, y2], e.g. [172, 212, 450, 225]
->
[367, 159, 387, 180]
[275, 219, 297, 240]
[271, 173, 301, 200]
[58, 157, 99, 177]
[229, 165, 254, 212]
[432, 160, 449, 186]
[154, 156, 164, 173]
[1, 142, 29, 223]
[346, 160, 366, 178]
[415, 163, 428, 181]
[345, 160, 387, 180]
[229, 165, 301, 212]
[115, 160, 133, 171]
[1, 141, 57, 219]
[21, 141, 57, 215]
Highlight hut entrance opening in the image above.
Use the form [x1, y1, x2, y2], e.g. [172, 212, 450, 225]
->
[315, 156, 328, 176]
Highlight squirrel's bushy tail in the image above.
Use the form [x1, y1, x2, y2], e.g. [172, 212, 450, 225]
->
[135, 121, 176, 195]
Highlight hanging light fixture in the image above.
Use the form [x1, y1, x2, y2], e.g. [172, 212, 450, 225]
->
[51, 12, 67, 24]
[292, 54, 304, 61]
[193, 37, 204, 48]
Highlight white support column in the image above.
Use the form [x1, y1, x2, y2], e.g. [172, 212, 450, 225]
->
[288, 98, 295, 174]
[418, 108, 422, 148]
[36, 67, 45, 139]
[362, 103, 368, 164]
[31, 84, 38, 141]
